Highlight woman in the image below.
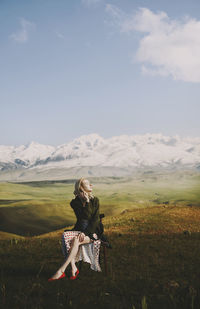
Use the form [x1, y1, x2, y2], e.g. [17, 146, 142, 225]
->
[48, 177, 103, 281]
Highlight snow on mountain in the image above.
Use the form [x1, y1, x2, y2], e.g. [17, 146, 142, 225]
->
[0, 145, 15, 163]
[0, 133, 200, 173]
[49, 134, 105, 165]
[0, 141, 55, 168]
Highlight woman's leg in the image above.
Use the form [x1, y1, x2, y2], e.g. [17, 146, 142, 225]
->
[70, 258, 77, 277]
[50, 235, 92, 279]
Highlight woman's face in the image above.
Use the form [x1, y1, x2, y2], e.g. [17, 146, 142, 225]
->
[82, 179, 93, 192]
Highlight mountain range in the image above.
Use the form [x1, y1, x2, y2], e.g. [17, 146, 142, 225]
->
[0, 133, 200, 181]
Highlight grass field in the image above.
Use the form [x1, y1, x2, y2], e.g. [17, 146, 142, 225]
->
[0, 169, 200, 308]
[1, 205, 200, 308]
[0, 169, 200, 236]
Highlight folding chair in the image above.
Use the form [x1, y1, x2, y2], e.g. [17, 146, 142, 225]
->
[98, 213, 112, 275]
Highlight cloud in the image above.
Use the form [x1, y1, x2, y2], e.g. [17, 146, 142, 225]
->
[10, 18, 35, 43]
[105, 4, 125, 25]
[106, 5, 200, 83]
[82, 0, 102, 7]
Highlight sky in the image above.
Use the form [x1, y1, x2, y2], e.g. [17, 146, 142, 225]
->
[1, 0, 200, 146]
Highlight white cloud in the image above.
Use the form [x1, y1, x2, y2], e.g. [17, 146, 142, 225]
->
[105, 4, 124, 20]
[10, 18, 35, 43]
[105, 4, 125, 27]
[106, 5, 200, 83]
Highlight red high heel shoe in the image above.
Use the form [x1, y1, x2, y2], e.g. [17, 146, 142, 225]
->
[48, 271, 66, 282]
[69, 269, 79, 280]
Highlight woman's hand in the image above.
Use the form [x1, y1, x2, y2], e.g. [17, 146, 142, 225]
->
[79, 191, 90, 203]
[78, 232, 85, 242]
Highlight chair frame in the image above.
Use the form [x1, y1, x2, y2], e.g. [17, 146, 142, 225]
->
[78, 213, 109, 275]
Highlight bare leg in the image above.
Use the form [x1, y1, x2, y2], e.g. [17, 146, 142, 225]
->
[50, 235, 92, 279]
[70, 258, 77, 277]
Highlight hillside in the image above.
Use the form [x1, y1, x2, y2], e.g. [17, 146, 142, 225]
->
[0, 170, 200, 237]
[0, 231, 24, 240]
[1, 204, 200, 309]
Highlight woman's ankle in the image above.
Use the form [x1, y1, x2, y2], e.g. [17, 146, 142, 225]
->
[59, 268, 65, 274]
[72, 266, 77, 275]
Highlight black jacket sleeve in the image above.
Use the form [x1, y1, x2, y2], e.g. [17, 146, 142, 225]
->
[83, 197, 100, 238]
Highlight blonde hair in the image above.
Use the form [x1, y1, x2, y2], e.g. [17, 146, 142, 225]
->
[73, 177, 94, 201]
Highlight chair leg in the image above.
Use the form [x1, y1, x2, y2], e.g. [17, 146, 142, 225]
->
[103, 246, 108, 276]
[79, 260, 83, 273]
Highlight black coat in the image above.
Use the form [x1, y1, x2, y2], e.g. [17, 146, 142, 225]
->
[70, 195, 103, 239]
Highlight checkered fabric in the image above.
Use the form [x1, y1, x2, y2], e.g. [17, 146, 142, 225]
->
[61, 231, 102, 272]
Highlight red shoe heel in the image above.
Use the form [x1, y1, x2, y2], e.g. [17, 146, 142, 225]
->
[48, 272, 66, 282]
[70, 269, 79, 280]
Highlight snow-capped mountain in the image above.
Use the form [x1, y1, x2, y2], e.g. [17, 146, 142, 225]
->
[0, 141, 55, 169]
[0, 133, 200, 181]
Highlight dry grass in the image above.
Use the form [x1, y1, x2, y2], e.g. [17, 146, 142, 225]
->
[1, 204, 200, 308]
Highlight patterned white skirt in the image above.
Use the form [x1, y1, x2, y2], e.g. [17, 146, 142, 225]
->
[61, 231, 102, 272]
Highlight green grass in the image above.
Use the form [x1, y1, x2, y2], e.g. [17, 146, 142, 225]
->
[0, 170, 200, 236]
[1, 205, 200, 308]
[1, 170, 200, 308]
